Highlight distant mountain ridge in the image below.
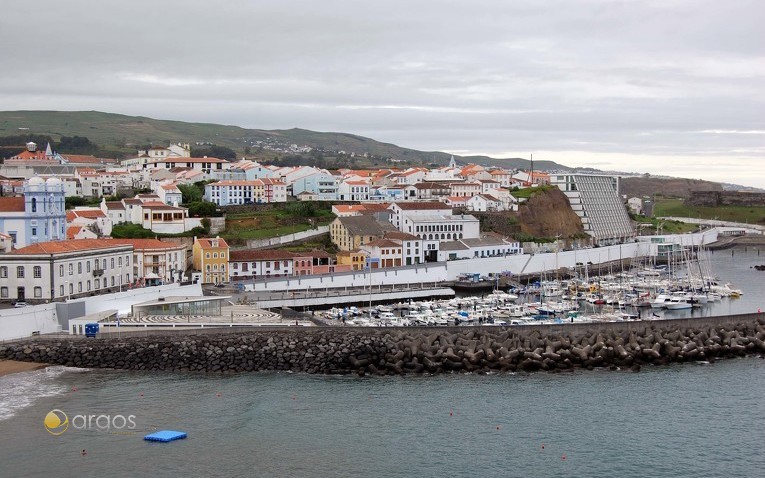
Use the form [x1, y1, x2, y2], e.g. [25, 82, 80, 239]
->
[0, 110, 565, 170]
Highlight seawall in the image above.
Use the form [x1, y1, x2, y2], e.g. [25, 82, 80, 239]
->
[3, 314, 764, 374]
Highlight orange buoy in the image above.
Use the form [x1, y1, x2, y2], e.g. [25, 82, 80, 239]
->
[541, 443, 545, 450]
[562, 454, 567, 460]
[216, 392, 222, 398]
[450, 410, 453, 417]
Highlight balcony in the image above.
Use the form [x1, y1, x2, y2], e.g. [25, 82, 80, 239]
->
[93, 269, 104, 277]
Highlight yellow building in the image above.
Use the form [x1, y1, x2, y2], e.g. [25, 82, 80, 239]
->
[335, 250, 368, 271]
[192, 236, 229, 284]
[330, 216, 396, 251]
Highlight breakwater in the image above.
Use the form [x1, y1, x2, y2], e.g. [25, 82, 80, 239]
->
[3, 314, 764, 374]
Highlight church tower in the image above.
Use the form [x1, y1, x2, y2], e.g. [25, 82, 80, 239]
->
[23, 176, 66, 244]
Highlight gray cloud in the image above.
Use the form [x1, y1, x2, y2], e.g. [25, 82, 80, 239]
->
[1, 0, 764, 186]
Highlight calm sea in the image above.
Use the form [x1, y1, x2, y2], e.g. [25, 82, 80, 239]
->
[1, 247, 764, 478]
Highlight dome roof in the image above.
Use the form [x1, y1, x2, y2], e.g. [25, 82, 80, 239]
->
[28, 176, 45, 186]
[46, 177, 62, 186]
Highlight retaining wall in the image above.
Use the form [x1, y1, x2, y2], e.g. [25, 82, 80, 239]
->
[3, 314, 764, 374]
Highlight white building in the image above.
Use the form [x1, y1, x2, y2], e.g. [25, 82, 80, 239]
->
[337, 180, 370, 201]
[121, 143, 191, 169]
[0, 239, 134, 303]
[204, 179, 288, 205]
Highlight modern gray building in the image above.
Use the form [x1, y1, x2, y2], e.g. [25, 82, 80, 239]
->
[551, 174, 635, 245]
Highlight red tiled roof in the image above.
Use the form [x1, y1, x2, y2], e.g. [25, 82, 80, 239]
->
[195, 238, 229, 249]
[391, 201, 450, 210]
[70, 209, 106, 219]
[363, 239, 402, 248]
[105, 201, 126, 210]
[107, 238, 185, 251]
[230, 249, 295, 261]
[66, 226, 84, 239]
[9, 150, 47, 160]
[10, 239, 132, 255]
[0, 197, 25, 212]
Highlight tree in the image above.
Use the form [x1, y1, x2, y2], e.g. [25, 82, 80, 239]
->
[187, 201, 217, 217]
[190, 145, 237, 161]
[178, 184, 203, 204]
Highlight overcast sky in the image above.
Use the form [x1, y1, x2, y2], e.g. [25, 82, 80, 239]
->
[2, 0, 764, 187]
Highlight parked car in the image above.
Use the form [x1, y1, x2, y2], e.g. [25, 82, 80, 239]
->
[13, 301, 27, 308]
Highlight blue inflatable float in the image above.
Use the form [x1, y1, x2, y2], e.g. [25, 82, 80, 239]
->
[144, 430, 187, 443]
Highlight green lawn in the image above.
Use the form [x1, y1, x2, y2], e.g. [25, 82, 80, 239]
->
[654, 198, 765, 225]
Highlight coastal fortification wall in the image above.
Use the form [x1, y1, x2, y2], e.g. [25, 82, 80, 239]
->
[3, 314, 764, 374]
[687, 190, 765, 208]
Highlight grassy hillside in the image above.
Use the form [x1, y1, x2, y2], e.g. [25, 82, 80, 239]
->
[0, 110, 564, 169]
[653, 197, 765, 225]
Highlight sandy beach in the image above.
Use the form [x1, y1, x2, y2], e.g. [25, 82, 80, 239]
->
[0, 360, 48, 377]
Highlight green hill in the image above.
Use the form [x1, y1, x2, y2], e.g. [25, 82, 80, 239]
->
[0, 110, 566, 170]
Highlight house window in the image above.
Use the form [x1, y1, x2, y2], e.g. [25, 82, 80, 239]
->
[213, 252, 218, 259]
[95, 279, 100, 289]
[69, 283, 74, 295]
[119, 257, 123, 267]
[78, 283, 82, 292]
[69, 264, 73, 275]
[33, 286, 42, 298]
[0, 287, 7, 298]
[87, 280, 91, 291]
[17, 266, 24, 278]
[0, 266, 6, 278]
[126, 255, 130, 266]
[59, 285, 64, 296]
[206, 253, 211, 259]
[220, 252, 225, 258]
[33, 266, 41, 278]
[78, 263, 82, 274]
[87, 261, 91, 272]
[111, 258, 115, 268]
[32, 227, 37, 236]
[111, 277, 115, 287]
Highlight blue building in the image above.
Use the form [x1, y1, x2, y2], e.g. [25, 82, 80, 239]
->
[292, 172, 338, 201]
[0, 177, 66, 248]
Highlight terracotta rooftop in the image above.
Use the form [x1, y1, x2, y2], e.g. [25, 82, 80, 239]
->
[107, 239, 186, 250]
[391, 201, 451, 210]
[230, 249, 296, 261]
[10, 239, 132, 255]
[195, 237, 229, 249]
[0, 197, 25, 212]
[105, 201, 126, 210]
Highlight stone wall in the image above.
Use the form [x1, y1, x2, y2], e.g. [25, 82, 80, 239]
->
[3, 314, 764, 374]
[687, 191, 765, 208]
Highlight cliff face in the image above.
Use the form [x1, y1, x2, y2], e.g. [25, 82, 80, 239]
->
[517, 187, 584, 238]
[476, 188, 584, 239]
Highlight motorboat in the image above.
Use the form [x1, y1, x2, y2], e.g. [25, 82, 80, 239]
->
[665, 296, 692, 310]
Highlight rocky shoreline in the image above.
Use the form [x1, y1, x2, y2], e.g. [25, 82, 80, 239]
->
[2, 314, 764, 375]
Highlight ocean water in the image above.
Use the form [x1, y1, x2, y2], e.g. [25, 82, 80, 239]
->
[1, 247, 764, 477]
[1, 360, 764, 477]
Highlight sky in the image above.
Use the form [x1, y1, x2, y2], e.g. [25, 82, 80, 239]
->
[2, 0, 764, 187]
